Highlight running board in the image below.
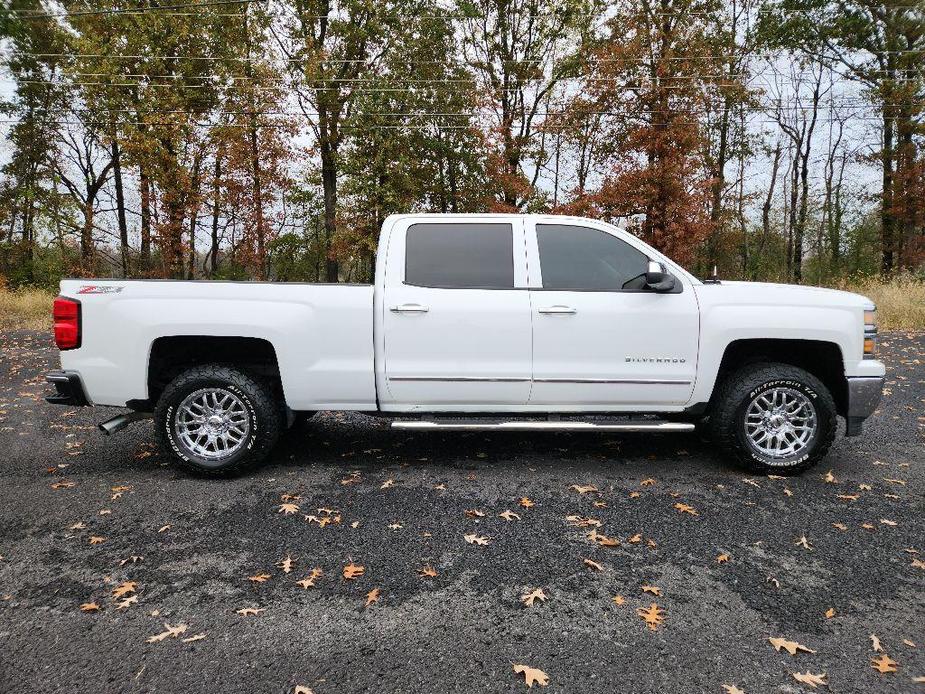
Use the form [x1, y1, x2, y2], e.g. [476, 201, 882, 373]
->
[391, 419, 695, 432]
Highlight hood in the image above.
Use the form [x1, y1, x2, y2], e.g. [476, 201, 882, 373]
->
[697, 280, 875, 310]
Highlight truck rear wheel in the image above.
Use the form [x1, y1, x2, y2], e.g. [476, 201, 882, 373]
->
[710, 362, 836, 475]
[154, 364, 282, 475]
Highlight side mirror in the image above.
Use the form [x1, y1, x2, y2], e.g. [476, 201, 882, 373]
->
[645, 260, 676, 292]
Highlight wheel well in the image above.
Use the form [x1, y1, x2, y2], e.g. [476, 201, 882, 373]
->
[714, 339, 848, 415]
[146, 336, 283, 408]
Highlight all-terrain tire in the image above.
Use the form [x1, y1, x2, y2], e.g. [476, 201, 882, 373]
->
[709, 362, 837, 475]
[154, 364, 282, 476]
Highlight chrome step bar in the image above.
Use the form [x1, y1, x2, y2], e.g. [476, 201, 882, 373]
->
[391, 420, 694, 432]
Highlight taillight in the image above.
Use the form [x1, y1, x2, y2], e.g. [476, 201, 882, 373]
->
[53, 297, 81, 350]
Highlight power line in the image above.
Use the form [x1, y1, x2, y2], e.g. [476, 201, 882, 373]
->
[7, 0, 266, 20]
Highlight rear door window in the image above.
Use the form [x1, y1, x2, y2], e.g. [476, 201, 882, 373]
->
[405, 223, 514, 289]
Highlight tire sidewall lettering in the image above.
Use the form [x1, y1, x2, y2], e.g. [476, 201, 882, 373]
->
[166, 382, 259, 465]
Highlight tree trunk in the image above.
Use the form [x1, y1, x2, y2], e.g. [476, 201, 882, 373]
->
[210, 151, 221, 277]
[112, 138, 129, 276]
[140, 165, 152, 268]
[320, 141, 339, 282]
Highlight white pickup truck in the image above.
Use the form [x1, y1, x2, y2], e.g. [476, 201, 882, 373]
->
[46, 214, 885, 476]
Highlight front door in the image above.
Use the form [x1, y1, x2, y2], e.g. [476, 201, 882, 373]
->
[527, 220, 699, 409]
[380, 218, 532, 410]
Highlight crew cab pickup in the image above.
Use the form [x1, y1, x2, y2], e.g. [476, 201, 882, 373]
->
[46, 214, 885, 475]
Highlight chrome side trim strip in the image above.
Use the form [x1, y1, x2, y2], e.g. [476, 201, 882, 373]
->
[388, 377, 691, 385]
[388, 376, 531, 383]
[532, 378, 692, 385]
[392, 420, 696, 432]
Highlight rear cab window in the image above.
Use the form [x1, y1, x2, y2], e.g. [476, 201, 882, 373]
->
[405, 223, 514, 289]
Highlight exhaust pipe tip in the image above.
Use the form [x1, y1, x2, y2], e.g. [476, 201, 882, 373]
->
[98, 412, 152, 436]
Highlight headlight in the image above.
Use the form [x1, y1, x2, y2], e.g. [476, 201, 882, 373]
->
[863, 307, 877, 358]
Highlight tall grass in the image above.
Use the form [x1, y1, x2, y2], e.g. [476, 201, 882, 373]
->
[0, 286, 53, 331]
[0, 277, 922, 332]
[842, 275, 925, 331]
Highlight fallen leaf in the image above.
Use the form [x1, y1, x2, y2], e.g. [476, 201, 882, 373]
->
[296, 568, 323, 589]
[343, 563, 365, 580]
[824, 470, 837, 483]
[674, 502, 698, 516]
[418, 565, 437, 578]
[182, 633, 206, 643]
[80, 602, 100, 612]
[871, 634, 883, 652]
[912, 558, 925, 570]
[795, 535, 813, 550]
[722, 686, 745, 694]
[637, 603, 665, 631]
[464, 534, 490, 546]
[464, 509, 485, 518]
[89, 536, 106, 545]
[248, 573, 271, 584]
[903, 639, 916, 648]
[628, 533, 642, 544]
[583, 558, 603, 572]
[235, 607, 264, 617]
[365, 588, 380, 607]
[570, 484, 598, 494]
[512, 664, 549, 688]
[587, 530, 619, 547]
[69, 521, 86, 530]
[612, 595, 626, 606]
[277, 555, 295, 574]
[116, 595, 138, 609]
[825, 608, 835, 619]
[769, 637, 816, 656]
[832, 523, 848, 531]
[870, 654, 898, 674]
[294, 687, 314, 694]
[112, 581, 137, 598]
[278, 503, 300, 515]
[791, 672, 827, 689]
[520, 588, 547, 607]
[837, 494, 859, 501]
[640, 478, 656, 486]
[717, 553, 730, 563]
[519, 497, 535, 508]
[51, 480, 76, 489]
[157, 525, 170, 533]
[880, 519, 897, 527]
[380, 479, 394, 489]
[565, 515, 601, 528]
[499, 510, 521, 521]
[146, 623, 188, 643]
[641, 585, 661, 596]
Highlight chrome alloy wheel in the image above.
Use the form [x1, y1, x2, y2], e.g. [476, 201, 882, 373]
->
[174, 388, 251, 460]
[744, 387, 817, 460]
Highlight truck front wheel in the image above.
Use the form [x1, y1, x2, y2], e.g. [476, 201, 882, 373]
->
[710, 362, 837, 475]
[154, 364, 282, 475]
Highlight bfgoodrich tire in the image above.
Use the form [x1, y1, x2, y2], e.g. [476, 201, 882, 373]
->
[154, 364, 282, 476]
[710, 362, 836, 475]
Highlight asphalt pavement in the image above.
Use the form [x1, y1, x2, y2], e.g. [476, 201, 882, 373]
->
[0, 330, 923, 694]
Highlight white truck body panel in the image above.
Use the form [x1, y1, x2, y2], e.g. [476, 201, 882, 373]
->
[57, 213, 885, 417]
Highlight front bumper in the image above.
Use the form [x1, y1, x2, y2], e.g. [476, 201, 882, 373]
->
[844, 376, 884, 436]
[45, 370, 90, 406]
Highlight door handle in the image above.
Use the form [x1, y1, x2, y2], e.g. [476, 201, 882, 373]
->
[538, 305, 577, 315]
[390, 303, 429, 313]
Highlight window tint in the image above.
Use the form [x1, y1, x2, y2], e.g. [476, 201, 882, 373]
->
[536, 224, 649, 291]
[405, 223, 514, 289]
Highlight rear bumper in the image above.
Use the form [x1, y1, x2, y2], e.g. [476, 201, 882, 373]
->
[844, 376, 884, 436]
[45, 370, 90, 406]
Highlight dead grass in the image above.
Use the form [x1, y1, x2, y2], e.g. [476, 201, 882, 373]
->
[842, 275, 925, 331]
[0, 287, 53, 331]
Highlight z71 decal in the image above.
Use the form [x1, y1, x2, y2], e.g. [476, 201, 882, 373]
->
[77, 285, 124, 295]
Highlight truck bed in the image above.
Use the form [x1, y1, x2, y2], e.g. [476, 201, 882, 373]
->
[58, 279, 376, 410]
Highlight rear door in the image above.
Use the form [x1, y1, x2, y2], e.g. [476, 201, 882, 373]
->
[526, 220, 699, 408]
[379, 217, 532, 410]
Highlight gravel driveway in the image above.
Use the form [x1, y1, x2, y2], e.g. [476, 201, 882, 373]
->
[1, 331, 923, 693]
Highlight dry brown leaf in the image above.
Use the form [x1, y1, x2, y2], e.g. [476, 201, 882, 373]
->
[146, 623, 188, 643]
[80, 601, 100, 612]
[520, 588, 547, 607]
[277, 555, 295, 574]
[519, 497, 535, 508]
[365, 588, 380, 607]
[248, 573, 271, 584]
[637, 603, 665, 631]
[870, 654, 898, 674]
[499, 510, 521, 521]
[674, 502, 698, 516]
[112, 581, 137, 598]
[418, 565, 437, 578]
[296, 568, 323, 589]
[912, 558, 925, 570]
[824, 470, 837, 483]
[116, 595, 138, 610]
[825, 607, 835, 619]
[464, 509, 485, 518]
[791, 672, 827, 689]
[512, 664, 549, 688]
[89, 536, 106, 545]
[722, 686, 745, 694]
[640, 478, 656, 486]
[832, 523, 848, 531]
[628, 533, 643, 544]
[612, 595, 626, 606]
[69, 521, 86, 530]
[582, 558, 603, 572]
[565, 515, 601, 528]
[641, 585, 661, 596]
[570, 484, 598, 494]
[343, 563, 365, 580]
[380, 479, 394, 489]
[182, 634, 206, 643]
[769, 637, 816, 656]
[464, 533, 490, 545]
[294, 687, 314, 694]
[871, 634, 883, 652]
[717, 553, 730, 563]
[235, 607, 264, 617]
[278, 503, 300, 515]
[880, 519, 897, 526]
[587, 529, 619, 547]
[795, 535, 813, 550]
[51, 480, 76, 489]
